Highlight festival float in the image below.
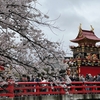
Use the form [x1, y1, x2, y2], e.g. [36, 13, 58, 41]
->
[66, 24, 100, 76]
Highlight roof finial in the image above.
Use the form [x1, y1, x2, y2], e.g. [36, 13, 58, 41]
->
[79, 23, 82, 30]
[90, 25, 94, 31]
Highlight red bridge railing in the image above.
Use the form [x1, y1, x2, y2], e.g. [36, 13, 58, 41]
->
[0, 81, 100, 98]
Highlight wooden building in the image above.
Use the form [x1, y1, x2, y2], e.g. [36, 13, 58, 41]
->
[69, 24, 100, 76]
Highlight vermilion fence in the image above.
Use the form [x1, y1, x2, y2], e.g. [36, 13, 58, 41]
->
[70, 81, 100, 94]
[0, 81, 100, 98]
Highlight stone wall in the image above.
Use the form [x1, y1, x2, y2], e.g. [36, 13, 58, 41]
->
[0, 94, 100, 100]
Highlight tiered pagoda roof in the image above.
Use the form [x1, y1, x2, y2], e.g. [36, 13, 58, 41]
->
[70, 25, 100, 43]
[69, 24, 100, 66]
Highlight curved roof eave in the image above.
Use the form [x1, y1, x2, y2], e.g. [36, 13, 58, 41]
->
[85, 35, 100, 41]
[70, 37, 100, 43]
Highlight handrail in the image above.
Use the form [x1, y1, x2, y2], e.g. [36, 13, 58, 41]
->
[0, 81, 100, 98]
[69, 81, 100, 94]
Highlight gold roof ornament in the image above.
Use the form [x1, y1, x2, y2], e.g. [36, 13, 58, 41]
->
[79, 23, 82, 33]
[79, 23, 82, 30]
[90, 25, 94, 32]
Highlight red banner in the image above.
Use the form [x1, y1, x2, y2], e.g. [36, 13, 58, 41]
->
[80, 66, 100, 76]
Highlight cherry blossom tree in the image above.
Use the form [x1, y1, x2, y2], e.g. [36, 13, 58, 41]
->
[0, 0, 66, 78]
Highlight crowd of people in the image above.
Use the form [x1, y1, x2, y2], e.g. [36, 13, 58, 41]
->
[0, 68, 100, 86]
[18, 70, 100, 83]
[0, 69, 100, 84]
[14, 68, 72, 84]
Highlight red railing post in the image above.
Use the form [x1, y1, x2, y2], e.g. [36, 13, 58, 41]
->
[60, 86, 66, 94]
[36, 83, 40, 95]
[7, 83, 14, 98]
[82, 82, 86, 94]
[23, 87, 27, 94]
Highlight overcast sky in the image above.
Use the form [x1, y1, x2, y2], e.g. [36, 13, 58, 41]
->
[36, 0, 100, 56]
